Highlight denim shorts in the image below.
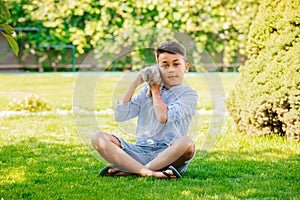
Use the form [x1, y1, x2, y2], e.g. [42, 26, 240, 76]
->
[112, 135, 194, 174]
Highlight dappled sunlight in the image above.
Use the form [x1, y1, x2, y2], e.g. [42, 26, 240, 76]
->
[1, 168, 26, 185]
[181, 190, 193, 197]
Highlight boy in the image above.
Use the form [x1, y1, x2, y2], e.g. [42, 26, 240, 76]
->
[91, 41, 198, 179]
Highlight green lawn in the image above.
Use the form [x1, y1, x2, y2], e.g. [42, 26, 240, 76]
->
[0, 73, 299, 200]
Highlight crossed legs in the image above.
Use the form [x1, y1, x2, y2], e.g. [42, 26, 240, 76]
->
[91, 131, 195, 178]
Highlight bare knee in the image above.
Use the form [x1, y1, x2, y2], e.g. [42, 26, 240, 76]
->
[91, 131, 106, 149]
[185, 142, 195, 160]
[91, 131, 121, 149]
[180, 136, 195, 160]
[170, 136, 195, 168]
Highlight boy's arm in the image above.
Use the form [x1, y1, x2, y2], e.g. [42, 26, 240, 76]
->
[150, 84, 168, 124]
[114, 73, 144, 122]
[119, 73, 144, 104]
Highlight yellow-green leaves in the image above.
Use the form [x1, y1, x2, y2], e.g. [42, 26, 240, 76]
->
[0, 23, 13, 34]
[1, 31, 19, 56]
[5, 0, 260, 66]
[226, 0, 300, 140]
[0, 1, 10, 18]
[0, 1, 18, 56]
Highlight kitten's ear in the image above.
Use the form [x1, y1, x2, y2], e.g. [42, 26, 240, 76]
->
[155, 52, 159, 63]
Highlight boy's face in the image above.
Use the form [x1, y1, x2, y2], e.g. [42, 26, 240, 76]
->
[157, 52, 189, 89]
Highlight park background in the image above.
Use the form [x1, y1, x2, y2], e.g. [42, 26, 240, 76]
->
[1, 0, 299, 199]
[1, 0, 259, 72]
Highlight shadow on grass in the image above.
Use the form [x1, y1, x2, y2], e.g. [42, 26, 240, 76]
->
[185, 150, 299, 199]
[0, 139, 299, 199]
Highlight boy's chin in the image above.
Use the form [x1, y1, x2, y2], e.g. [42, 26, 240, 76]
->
[164, 83, 181, 89]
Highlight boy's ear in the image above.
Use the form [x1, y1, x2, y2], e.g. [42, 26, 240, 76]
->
[185, 62, 190, 72]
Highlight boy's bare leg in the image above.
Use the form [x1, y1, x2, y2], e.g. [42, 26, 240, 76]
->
[91, 131, 179, 178]
[91, 131, 151, 176]
[145, 136, 195, 171]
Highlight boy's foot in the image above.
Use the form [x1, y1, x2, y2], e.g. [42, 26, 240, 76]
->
[99, 165, 182, 179]
[99, 166, 136, 177]
[156, 166, 182, 179]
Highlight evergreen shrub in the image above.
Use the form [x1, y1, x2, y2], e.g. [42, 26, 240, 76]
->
[226, 0, 300, 140]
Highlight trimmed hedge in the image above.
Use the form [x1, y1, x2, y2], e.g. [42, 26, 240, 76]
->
[226, 0, 300, 140]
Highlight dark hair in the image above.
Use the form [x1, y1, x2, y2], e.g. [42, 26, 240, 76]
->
[155, 41, 186, 59]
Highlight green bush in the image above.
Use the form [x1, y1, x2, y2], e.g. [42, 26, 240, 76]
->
[3, 0, 259, 69]
[226, 0, 300, 140]
[8, 93, 51, 112]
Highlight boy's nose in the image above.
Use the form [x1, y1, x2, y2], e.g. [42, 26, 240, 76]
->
[168, 66, 175, 72]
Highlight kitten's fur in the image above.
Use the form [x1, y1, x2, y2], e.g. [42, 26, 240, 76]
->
[140, 64, 164, 98]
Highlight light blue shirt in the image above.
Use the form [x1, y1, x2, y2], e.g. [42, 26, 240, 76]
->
[114, 84, 198, 146]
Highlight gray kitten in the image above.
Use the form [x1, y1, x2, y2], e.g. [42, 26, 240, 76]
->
[140, 64, 164, 98]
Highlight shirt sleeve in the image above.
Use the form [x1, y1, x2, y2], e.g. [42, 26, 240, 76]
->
[166, 88, 198, 124]
[114, 85, 148, 122]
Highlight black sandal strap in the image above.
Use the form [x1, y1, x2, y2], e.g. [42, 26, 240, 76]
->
[162, 170, 171, 179]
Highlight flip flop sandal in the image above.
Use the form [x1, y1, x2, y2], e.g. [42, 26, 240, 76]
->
[162, 165, 182, 179]
[98, 165, 122, 177]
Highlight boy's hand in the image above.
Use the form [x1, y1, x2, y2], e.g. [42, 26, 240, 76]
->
[149, 83, 161, 93]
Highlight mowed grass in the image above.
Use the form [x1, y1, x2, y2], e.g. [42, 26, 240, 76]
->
[0, 73, 299, 200]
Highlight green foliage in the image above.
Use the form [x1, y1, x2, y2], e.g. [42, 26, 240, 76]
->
[0, 0, 19, 56]
[8, 93, 51, 112]
[226, 0, 300, 140]
[4, 0, 259, 69]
